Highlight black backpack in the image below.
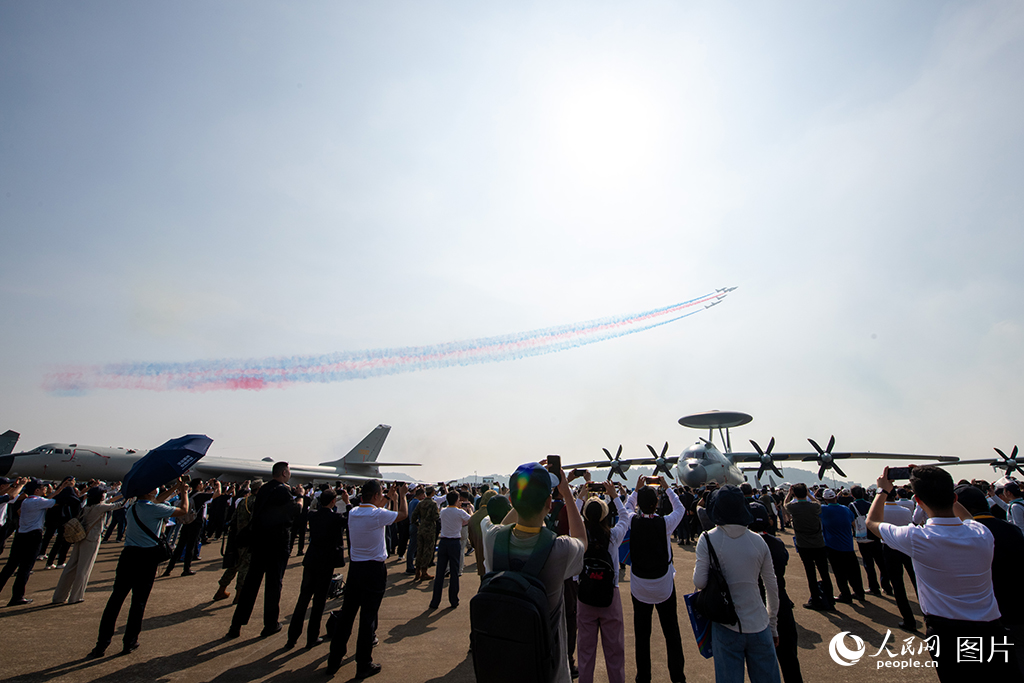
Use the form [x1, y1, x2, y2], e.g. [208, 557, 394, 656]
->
[471, 526, 559, 683]
[577, 529, 614, 608]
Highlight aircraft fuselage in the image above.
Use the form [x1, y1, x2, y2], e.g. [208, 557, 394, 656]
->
[674, 441, 745, 487]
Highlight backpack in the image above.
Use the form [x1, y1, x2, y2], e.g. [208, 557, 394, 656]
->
[470, 526, 559, 683]
[577, 529, 614, 608]
[849, 502, 869, 542]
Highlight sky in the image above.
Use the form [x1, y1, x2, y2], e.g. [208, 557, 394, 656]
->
[2, 1, 1023, 485]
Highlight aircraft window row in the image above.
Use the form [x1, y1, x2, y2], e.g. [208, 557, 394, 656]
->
[39, 448, 71, 455]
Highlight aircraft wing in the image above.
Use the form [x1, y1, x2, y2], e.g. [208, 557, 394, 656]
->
[936, 458, 999, 466]
[565, 458, 660, 469]
[729, 451, 959, 463]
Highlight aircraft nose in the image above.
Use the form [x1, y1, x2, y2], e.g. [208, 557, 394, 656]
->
[681, 461, 706, 487]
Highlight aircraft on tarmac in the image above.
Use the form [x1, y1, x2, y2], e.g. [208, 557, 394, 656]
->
[0, 424, 419, 485]
[567, 410, 962, 488]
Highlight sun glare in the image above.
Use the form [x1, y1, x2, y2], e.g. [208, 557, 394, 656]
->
[551, 79, 665, 187]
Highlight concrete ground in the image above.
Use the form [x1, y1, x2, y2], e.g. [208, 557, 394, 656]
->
[0, 530, 939, 683]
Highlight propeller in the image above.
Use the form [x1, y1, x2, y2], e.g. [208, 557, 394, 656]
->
[646, 442, 674, 479]
[750, 437, 783, 481]
[808, 435, 847, 480]
[602, 445, 630, 481]
[994, 446, 1024, 478]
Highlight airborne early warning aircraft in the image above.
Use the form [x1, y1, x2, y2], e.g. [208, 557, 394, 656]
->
[568, 410, 962, 487]
[0, 424, 419, 485]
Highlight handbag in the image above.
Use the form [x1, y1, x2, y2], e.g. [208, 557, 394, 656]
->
[64, 508, 104, 544]
[63, 517, 88, 544]
[131, 504, 174, 563]
[694, 532, 740, 628]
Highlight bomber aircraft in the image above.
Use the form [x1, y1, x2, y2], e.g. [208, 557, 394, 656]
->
[0, 424, 418, 485]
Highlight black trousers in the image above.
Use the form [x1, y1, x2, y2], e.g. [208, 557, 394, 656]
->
[775, 596, 803, 683]
[47, 526, 71, 566]
[795, 545, 834, 606]
[924, 614, 1023, 682]
[166, 522, 202, 573]
[0, 529, 42, 602]
[289, 519, 307, 555]
[328, 560, 386, 669]
[231, 548, 289, 632]
[857, 540, 889, 592]
[632, 588, 686, 683]
[882, 545, 917, 624]
[564, 578, 578, 666]
[288, 562, 334, 646]
[96, 545, 162, 647]
[827, 548, 864, 598]
[103, 508, 126, 542]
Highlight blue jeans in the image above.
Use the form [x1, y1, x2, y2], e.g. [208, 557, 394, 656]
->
[430, 538, 462, 608]
[711, 622, 781, 683]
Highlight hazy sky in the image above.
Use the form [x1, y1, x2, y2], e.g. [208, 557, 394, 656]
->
[3, 1, 1022, 484]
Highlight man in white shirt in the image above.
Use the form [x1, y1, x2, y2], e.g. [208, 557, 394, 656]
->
[429, 490, 473, 609]
[0, 477, 75, 605]
[627, 476, 687, 683]
[867, 465, 1021, 680]
[326, 479, 407, 679]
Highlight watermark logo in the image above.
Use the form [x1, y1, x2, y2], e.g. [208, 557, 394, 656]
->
[829, 632, 866, 666]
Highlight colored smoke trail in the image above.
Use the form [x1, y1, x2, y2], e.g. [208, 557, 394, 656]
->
[44, 289, 735, 393]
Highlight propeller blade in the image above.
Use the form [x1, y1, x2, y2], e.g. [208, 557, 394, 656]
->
[647, 444, 659, 458]
[995, 447, 1008, 460]
[756, 464, 768, 481]
[661, 442, 669, 458]
[602, 448, 613, 461]
[616, 469, 628, 482]
[771, 463, 784, 478]
[616, 445, 623, 459]
[766, 436, 775, 454]
[750, 439, 764, 456]
[606, 470, 614, 482]
[818, 464, 827, 480]
[827, 435, 836, 454]
[1014, 445, 1019, 459]
[833, 463, 847, 479]
[809, 438, 825, 455]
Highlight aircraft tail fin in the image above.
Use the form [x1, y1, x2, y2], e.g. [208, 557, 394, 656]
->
[319, 425, 391, 467]
[0, 430, 20, 456]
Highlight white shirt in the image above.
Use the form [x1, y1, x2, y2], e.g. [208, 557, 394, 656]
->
[439, 505, 472, 538]
[626, 488, 684, 604]
[878, 517, 1000, 622]
[575, 496, 630, 585]
[881, 502, 913, 535]
[19, 496, 56, 533]
[348, 504, 399, 562]
[1006, 499, 1024, 531]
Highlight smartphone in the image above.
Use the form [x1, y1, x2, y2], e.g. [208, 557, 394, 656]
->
[887, 466, 913, 481]
[568, 468, 587, 480]
[587, 482, 605, 492]
[546, 455, 561, 475]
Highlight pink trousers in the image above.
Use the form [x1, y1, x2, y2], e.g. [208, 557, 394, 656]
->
[576, 587, 625, 683]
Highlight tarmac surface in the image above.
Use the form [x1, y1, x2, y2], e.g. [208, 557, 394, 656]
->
[1, 529, 940, 683]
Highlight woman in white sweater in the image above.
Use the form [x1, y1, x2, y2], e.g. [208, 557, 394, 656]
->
[693, 485, 781, 683]
[53, 487, 122, 604]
